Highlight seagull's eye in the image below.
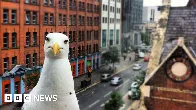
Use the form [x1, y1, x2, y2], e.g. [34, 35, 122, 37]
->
[64, 40, 68, 44]
[45, 37, 50, 42]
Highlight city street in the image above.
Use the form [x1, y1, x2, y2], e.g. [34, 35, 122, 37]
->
[76, 62, 148, 110]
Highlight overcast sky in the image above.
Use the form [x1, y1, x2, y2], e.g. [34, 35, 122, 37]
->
[143, 0, 189, 6]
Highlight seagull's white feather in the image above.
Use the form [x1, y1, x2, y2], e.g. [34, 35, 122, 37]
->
[22, 33, 80, 110]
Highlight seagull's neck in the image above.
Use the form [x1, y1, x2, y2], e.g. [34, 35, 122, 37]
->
[37, 57, 74, 90]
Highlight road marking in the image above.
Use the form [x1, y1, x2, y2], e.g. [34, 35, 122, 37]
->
[100, 104, 105, 107]
[76, 60, 143, 95]
[115, 84, 123, 90]
[104, 91, 112, 98]
[125, 79, 130, 84]
[89, 100, 100, 108]
[119, 104, 126, 110]
[123, 93, 129, 100]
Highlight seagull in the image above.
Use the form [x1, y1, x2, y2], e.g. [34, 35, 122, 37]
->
[20, 33, 80, 110]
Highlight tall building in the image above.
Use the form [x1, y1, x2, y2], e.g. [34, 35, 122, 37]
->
[0, 0, 100, 105]
[122, 0, 143, 33]
[100, 0, 121, 65]
[122, 0, 143, 51]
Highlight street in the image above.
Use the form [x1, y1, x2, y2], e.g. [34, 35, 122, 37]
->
[76, 61, 148, 110]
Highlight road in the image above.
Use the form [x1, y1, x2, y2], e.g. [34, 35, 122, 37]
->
[76, 61, 148, 110]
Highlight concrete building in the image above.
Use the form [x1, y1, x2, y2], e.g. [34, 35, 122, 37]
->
[100, 0, 121, 64]
[143, 6, 160, 23]
[122, 0, 143, 51]
[0, 0, 100, 106]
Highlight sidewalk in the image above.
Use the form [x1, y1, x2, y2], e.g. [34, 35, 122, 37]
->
[74, 52, 136, 92]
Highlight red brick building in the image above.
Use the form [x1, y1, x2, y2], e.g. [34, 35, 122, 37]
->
[0, 0, 100, 105]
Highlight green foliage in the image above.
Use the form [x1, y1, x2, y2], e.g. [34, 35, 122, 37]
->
[104, 92, 124, 110]
[102, 47, 120, 67]
[141, 32, 150, 45]
[22, 69, 40, 90]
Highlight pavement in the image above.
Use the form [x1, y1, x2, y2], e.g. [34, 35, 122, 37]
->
[0, 52, 137, 110]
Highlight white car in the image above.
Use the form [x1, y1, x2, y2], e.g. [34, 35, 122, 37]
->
[110, 76, 123, 86]
[133, 64, 141, 70]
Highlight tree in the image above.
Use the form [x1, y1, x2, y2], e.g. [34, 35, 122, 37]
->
[22, 69, 40, 90]
[104, 92, 124, 110]
[141, 32, 150, 45]
[102, 46, 120, 69]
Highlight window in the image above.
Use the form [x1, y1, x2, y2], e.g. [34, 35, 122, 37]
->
[11, 10, 17, 24]
[25, 0, 30, 3]
[26, 11, 30, 24]
[50, 14, 54, 25]
[3, 33, 9, 48]
[32, 0, 37, 4]
[49, 0, 53, 6]
[26, 32, 30, 46]
[44, 0, 48, 5]
[3, 9, 9, 23]
[63, 15, 66, 25]
[15, 81, 20, 94]
[78, 31, 81, 41]
[69, 0, 72, 9]
[116, 30, 119, 44]
[12, 32, 17, 47]
[110, 30, 113, 45]
[12, 56, 17, 68]
[59, 0, 62, 8]
[5, 84, 10, 94]
[82, 31, 84, 41]
[102, 17, 104, 23]
[26, 54, 31, 68]
[78, 46, 81, 55]
[102, 30, 106, 47]
[62, 0, 66, 8]
[69, 15, 72, 25]
[73, 31, 76, 42]
[4, 58, 9, 72]
[59, 14, 62, 25]
[33, 53, 37, 66]
[44, 13, 48, 24]
[73, 15, 76, 25]
[33, 32, 37, 45]
[73, 0, 76, 10]
[32, 12, 37, 24]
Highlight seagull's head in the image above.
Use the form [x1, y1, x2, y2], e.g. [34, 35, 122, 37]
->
[44, 33, 69, 59]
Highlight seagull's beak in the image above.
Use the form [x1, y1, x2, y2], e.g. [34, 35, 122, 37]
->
[52, 42, 60, 56]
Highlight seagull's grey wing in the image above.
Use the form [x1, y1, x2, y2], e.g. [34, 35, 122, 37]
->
[12, 89, 32, 110]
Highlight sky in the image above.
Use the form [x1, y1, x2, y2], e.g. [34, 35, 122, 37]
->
[143, 0, 189, 7]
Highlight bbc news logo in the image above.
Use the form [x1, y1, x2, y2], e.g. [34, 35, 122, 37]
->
[5, 94, 57, 102]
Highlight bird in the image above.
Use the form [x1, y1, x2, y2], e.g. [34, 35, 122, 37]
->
[20, 33, 80, 110]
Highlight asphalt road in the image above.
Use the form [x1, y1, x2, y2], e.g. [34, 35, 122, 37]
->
[76, 61, 148, 110]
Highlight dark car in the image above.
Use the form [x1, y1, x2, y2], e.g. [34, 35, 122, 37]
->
[101, 74, 112, 82]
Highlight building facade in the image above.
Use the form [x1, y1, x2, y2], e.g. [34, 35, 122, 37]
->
[0, 0, 100, 106]
[143, 6, 160, 23]
[100, 0, 121, 64]
[122, 0, 143, 51]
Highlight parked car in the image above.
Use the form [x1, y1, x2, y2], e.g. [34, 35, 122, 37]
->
[144, 56, 149, 62]
[110, 76, 123, 86]
[133, 64, 142, 70]
[101, 74, 112, 82]
[128, 82, 141, 100]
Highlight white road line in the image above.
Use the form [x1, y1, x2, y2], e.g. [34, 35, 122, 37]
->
[125, 79, 130, 84]
[89, 100, 100, 108]
[100, 104, 105, 107]
[104, 91, 112, 98]
[115, 84, 123, 90]
[119, 104, 126, 110]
